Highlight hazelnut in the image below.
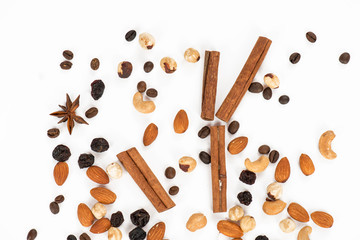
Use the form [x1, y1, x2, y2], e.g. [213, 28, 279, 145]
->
[184, 48, 200, 63]
[139, 33, 155, 50]
[228, 205, 244, 221]
[267, 182, 283, 200]
[117, 61, 133, 78]
[160, 57, 177, 74]
[108, 227, 122, 240]
[106, 162, 123, 179]
[279, 218, 296, 233]
[91, 202, 107, 219]
[179, 156, 197, 172]
[239, 215, 256, 233]
[264, 73, 280, 89]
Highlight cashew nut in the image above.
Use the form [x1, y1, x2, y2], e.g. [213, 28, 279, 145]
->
[244, 156, 269, 173]
[297, 226, 312, 240]
[133, 92, 155, 114]
[319, 130, 337, 159]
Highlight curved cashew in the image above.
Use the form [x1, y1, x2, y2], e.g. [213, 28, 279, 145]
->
[319, 130, 337, 159]
[245, 156, 269, 173]
[297, 226, 312, 240]
[133, 92, 155, 114]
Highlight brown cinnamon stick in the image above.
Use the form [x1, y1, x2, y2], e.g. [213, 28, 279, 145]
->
[210, 125, 227, 213]
[216, 37, 272, 122]
[201, 50, 220, 120]
[117, 148, 175, 213]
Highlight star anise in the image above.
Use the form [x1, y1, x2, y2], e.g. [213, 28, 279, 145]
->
[50, 94, 88, 134]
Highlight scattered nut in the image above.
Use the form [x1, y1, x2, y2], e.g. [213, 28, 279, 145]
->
[279, 218, 296, 233]
[297, 226, 312, 240]
[267, 182, 283, 200]
[239, 216, 256, 233]
[179, 156, 197, 172]
[228, 205, 244, 221]
[91, 203, 107, 219]
[117, 61, 133, 78]
[106, 162, 123, 179]
[244, 155, 270, 173]
[186, 213, 207, 232]
[184, 48, 200, 63]
[264, 73, 280, 89]
[108, 227, 122, 240]
[133, 92, 156, 114]
[319, 130, 337, 159]
[262, 199, 287, 215]
[299, 153, 315, 176]
[160, 57, 177, 73]
[139, 32, 155, 49]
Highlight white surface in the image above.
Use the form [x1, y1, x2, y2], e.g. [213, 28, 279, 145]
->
[1, 0, 360, 239]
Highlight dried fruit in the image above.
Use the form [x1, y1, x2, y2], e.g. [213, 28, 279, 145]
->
[117, 61, 133, 78]
[91, 138, 109, 152]
[110, 211, 124, 227]
[228, 205, 244, 221]
[279, 218, 296, 233]
[287, 202, 310, 222]
[147, 222, 165, 240]
[267, 182, 283, 200]
[275, 157, 291, 183]
[173, 109, 189, 133]
[186, 213, 207, 232]
[244, 156, 269, 173]
[160, 57, 177, 73]
[106, 162, 123, 179]
[27, 229, 37, 240]
[297, 226, 312, 240]
[47, 128, 60, 138]
[108, 227, 122, 240]
[78, 153, 95, 169]
[184, 48, 200, 63]
[143, 123, 158, 146]
[86, 166, 110, 184]
[319, 130, 337, 159]
[53, 162, 69, 186]
[77, 203, 95, 227]
[255, 236, 269, 240]
[130, 208, 150, 227]
[237, 191, 252, 206]
[299, 154, 315, 176]
[239, 216, 256, 233]
[91, 80, 105, 100]
[52, 144, 71, 162]
[139, 32, 155, 49]
[239, 170, 256, 185]
[91, 202, 107, 219]
[264, 73, 280, 89]
[228, 137, 248, 155]
[133, 92, 156, 114]
[217, 220, 243, 238]
[90, 218, 111, 234]
[129, 227, 146, 240]
[49, 201, 60, 214]
[90, 187, 117, 204]
[179, 156, 197, 172]
[262, 200, 287, 215]
[310, 211, 334, 228]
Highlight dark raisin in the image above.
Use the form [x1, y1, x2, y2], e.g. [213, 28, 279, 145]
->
[78, 153, 95, 168]
[237, 191, 252, 206]
[47, 128, 60, 138]
[91, 80, 105, 100]
[67, 235, 77, 240]
[54, 195, 65, 203]
[27, 229, 37, 240]
[239, 170, 256, 185]
[129, 227, 146, 240]
[130, 209, 150, 227]
[110, 211, 124, 227]
[79, 233, 91, 240]
[49, 201, 60, 214]
[90, 138, 109, 152]
[52, 144, 71, 162]
[255, 236, 269, 240]
[199, 151, 211, 164]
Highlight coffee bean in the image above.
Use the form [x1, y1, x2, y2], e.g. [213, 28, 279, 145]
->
[169, 186, 179, 195]
[125, 30, 136, 42]
[90, 58, 100, 70]
[262, 87, 272, 100]
[199, 151, 211, 164]
[63, 50, 73, 60]
[228, 121, 240, 134]
[144, 61, 154, 73]
[146, 88, 158, 98]
[258, 145, 270, 154]
[27, 229, 37, 240]
[279, 95, 290, 104]
[248, 82, 263, 93]
[289, 52, 301, 64]
[269, 150, 279, 163]
[306, 32, 317, 43]
[47, 128, 60, 138]
[79, 233, 91, 240]
[339, 52, 350, 64]
[198, 126, 210, 139]
[67, 235, 77, 240]
[137, 81, 147, 93]
[60, 61, 72, 70]
[49, 201, 59, 214]
[54, 195, 65, 203]
[165, 167, 176, 179]
[85, 107, 98, 118]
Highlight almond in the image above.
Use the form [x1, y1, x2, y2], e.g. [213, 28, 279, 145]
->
[90, 187, 117, 204]
[173, 109, 189, 133]
[217, 220, 243, 238]
[287, 202, 309, 222]
[275, 157, 290, 183]
[90, 218, 111, 234]
[143, 123, 158, 146]
[228, 137, 248, 155]
[262, 200, 287, 215]
[147, 221, 165, 240]
[310, 211, 333, 228]
[53, 162, 69, 186]
[77, 203, 95, 227]
[86, 166, 110, 184]
[299, 154, 315, 176]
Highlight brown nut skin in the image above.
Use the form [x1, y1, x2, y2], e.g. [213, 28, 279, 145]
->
[179, 156, 196, 172]
[184, 48, 200, 63]
[117, 61, 133, 78]
[139, 32, 155, 49]
[160, 57, 177, 73]
[319, 130, 337, 159]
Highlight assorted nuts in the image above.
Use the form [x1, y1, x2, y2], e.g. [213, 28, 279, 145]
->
[267, 182, 283, 200]
[133, 92, 156, 114]
[160, 57, 177, 73]
[91, 202, 107, 219]
[319, 130, 337, 159]
[228, 205, 244, 221]
[184, 48, 200, 63]
[279, 218, 296, 233]
[106, 162, 123, 179]
[264, 73, 280, 89]
[239, 215, 256, 233]
[244, 155, 269, 173]
[179, 156, 197, 172]
[186, 213, 207, 232]
[139, 32, 155, 49]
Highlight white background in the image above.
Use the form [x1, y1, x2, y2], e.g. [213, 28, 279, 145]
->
[1, 0, 360, 239]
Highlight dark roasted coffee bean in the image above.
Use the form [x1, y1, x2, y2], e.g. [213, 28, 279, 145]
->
[85, 107, 98, 118]
[199, 151, 211, 164]
[143, 61, 154, 73]
[289, 52, 301, 64]
[117, 61, 133, 78]
[52, 144, 71, 162]
[137, 81, 147, 93]
[269, 150, 280, 163]
[63, 50, 74, 60]
[169, 186, 179, 195]
[91, 138, 109, 152]
[27, 229, 37, 240]
[248, 82, 263, 93]
[239, 170, 256, 185]
[67, 234, 77, 240]
[79, 233, 91, 240]
[279, 95, 290, 104]
[165, 167, 176, 179]
[91, 80, 105, 100]
[306, 32, 317, 43]
[60, 61, 72, 70]
[130, 209, 150, 227]
[54, 195, 65, 203]
[262, 87, 272, 100]
[198, 126, 210, 139]
[110, 211, 124, 227]
[129, 227, 146, 240]
[49, 201, 59, 214]
[228, 121, 240, 134]
[125, 30, 137, 42]
[78, 153, 95, 169]
[258, 145, 270, 154]
[339, 52, 350, 64]
[146, 88, 158, 98]
[90, 58, 100, 70]
[47, 128, 60, 138]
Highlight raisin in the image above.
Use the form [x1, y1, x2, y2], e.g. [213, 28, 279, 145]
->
[52, 144, 71, 162]
[78, 153, 95, 169]
[91, 80, 105, 100]
[67, 235, 77, 240]
[110, 211, 124, 227]
[130, 209, 150, 227]
[239, 170, 256, 185]
[90, 138, 109, 152]
[237, 191, 252, 206]
[129, 227, 146, 240]
[255, 236, 269, 240]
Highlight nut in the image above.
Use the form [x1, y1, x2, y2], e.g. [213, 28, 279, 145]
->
[297, 226, 312, 240]
[262, 199, 287, 215]
[179, 156, 196, 172]
[77, 203, 95, 227]
[108, 227, 122, 240]
[310, 211, 334, 228]
[133, 92, 156, 114]
[319, 130, 337, 159]
[90, 187, 117, 204]
[90, 218, 111, 234]
[244, 155, 269, 173]
[186, 213, 207, 232]
[147, 222, 166, 240]
[143, 123, 158, 146]
[160, 57, 177, 73]
[228, 137, 248, 155]
[264, 73, 280, 89]
[86, 166, 110, 184]
[287, 202, 310, 222]
[217, 220, 243, 238]
[173, 109, 189, 133]
[299, 153, 315, 176]
[275, 157, 291, 183]
[53, 162, 69, 186]
[139, 32, 155, 49]
[106, 162, 123, 179]
[117, 61, 133, 78]
[267, 182, 283, 200]
[91, 202, 107, 219]
[279, 218, 296, 233]
[184, 48, 200, 63]
[228, 205, 244, 221]
[239, 216, 256, 233]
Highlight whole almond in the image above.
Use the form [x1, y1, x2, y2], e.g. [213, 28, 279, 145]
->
[299, 154, 315, 176]
[262, 200, 287, 215]
[77, 203, 95, 227]
[228, 137, 248, 155]
[287, 203, 309, 222]
[173, 109, 189, 134]
[86, 166, 110, 184]
[217, 220, 243, 238]
[90, 218, 111, 234]
[310, 211, 333, 228]
[90, 187, 117, 204]
[53, 162, 69, 186]
[275, 157, 290, 183]
[147, 222, 165, 240]
[143, 123, 158, 146]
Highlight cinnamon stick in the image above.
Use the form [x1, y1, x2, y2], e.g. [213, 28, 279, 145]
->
[201, 50, 220, 120]
[216, 37, 272, 122]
